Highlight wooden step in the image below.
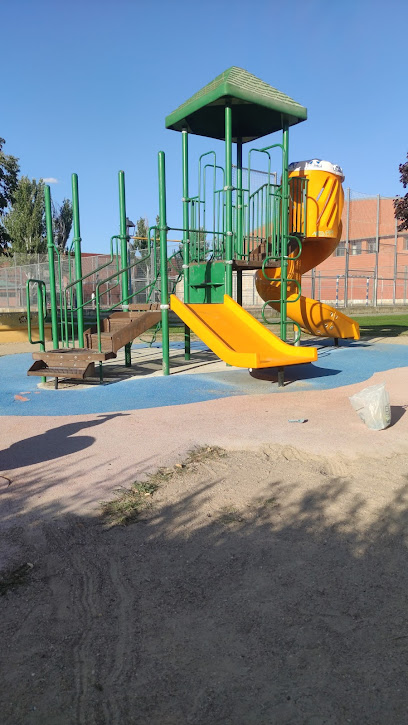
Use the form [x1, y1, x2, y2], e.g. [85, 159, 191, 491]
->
[32, 348, 116, 363]
[84, 310, 161, 354]
[27, 359, 95, 380]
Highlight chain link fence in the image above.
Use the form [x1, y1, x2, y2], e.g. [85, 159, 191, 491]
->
[1, 190, 407, 310]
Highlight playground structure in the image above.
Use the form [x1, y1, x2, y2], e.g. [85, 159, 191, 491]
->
[26, 67, 359, 387]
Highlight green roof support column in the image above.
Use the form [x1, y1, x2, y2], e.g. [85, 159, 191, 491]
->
[44, 185, 59, 349]
[280, 121, 289, 343]
[236, 138, 243, 258]
[225, 104, 233, 296]
[158, 151, 170, 375]
[71, 173, 84, 346]
[236, 138, 243, 305]
[119, 170, 129, 310]
[182, 128, 191, 360]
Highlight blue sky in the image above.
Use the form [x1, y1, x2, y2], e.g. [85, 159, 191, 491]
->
[2, 0, 407, 253]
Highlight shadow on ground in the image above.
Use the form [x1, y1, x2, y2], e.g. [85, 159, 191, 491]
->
[0, 414, 129, 470]
[2, 453, 408, 723]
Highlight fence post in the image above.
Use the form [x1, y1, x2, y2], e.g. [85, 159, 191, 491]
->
[373, 194, 380, 306]
[344, 187, 350, 307]
[335, 276, 339, 307]
[366, 278, 369, 306]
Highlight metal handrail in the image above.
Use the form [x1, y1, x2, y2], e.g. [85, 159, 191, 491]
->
[62, 236, 121, 347]
[26, 279, 46, 348]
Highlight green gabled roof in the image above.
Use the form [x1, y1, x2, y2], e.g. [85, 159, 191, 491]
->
[165, 67, 307, 143]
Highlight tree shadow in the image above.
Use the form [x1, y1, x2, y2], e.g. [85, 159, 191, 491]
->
[2, 455, 408, 722]
[0, 413, 129, 471]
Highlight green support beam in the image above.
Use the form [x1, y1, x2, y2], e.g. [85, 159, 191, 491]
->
[44, 186, 59, 349]
[158, 151, 170, 376]
[71, 173, 84, 346]
[119, 170, 129, 310]
[280, 122, 290, 343]
[182, 128, 191, 360]
[225, 104, 233, 297]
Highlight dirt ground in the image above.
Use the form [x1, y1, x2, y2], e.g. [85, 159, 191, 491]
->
[2, 442, 408, 724]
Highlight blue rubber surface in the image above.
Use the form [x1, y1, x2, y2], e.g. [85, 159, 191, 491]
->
[0, 341, 406, 416]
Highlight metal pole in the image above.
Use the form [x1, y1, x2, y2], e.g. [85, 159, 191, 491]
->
[71, 174, 84, 346]
[373, 193, 380, 306]
[158, 151, 170, 375]
[44, 185, 59, 349]
[366, 278, 369, 306]
[225, 104, 233, 297]
[280, 121, 290, 343]
[393, 217, 398, 305]
[118, 171, 129, 310]
[182, 129, 190, 360]
[344, 187, 350, 307]
[236, 138, 243, 260]
[236, 138, 243, 305]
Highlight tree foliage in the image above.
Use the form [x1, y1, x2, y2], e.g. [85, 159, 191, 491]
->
[52, 198, 73, 252]
[394, 153, 408, 231]
[3, 176, 46, 254]
[0, 137, 20, 253]
[132, 216, 149, 254]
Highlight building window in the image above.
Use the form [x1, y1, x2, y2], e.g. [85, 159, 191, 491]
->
[335, 242, 346, 256]
[366, 239, 376, 253]
[403, 237, 408, 251]
[351, 241, 362, 255]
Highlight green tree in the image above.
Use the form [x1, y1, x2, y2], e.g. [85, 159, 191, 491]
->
[394, 153, 408, 231]
[131, 216, 149, 255]
[3, 176, 46, 255]
[0, 137, 20, 253]
[52, 198, 73, 253]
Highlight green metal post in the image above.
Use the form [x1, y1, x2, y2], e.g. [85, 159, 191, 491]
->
[158, 151, 170, 375]
[236, 138, 243, 259]
[118, 170, 129, 310]
[280, 122, 290, 344]
[44, 186, 59, 349]
[182, 128, 191, 360]
[236, 138, 243, 305]
[71, 173, 84, 346]
[225, 104, 233, 296]
[119, 171, 131, 365]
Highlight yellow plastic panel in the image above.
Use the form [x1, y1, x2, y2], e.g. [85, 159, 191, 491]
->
[290, 167, 344, 240]
[170, 294, 317, 369]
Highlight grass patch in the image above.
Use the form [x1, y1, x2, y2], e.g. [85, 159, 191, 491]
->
[0, 562, 33, 596]
[184, 445, 226, 466]
[101, 474, 166, 527]
[353, 314, 408, 338]
[216, 506, 245, 525]
[101, 445, 226, 527]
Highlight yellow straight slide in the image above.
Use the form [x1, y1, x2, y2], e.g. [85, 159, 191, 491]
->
[170, 294, 318, 369]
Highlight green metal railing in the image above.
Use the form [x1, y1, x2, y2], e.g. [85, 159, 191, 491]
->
[61, 235, 121, 349]
[26, 279, 47, 383]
